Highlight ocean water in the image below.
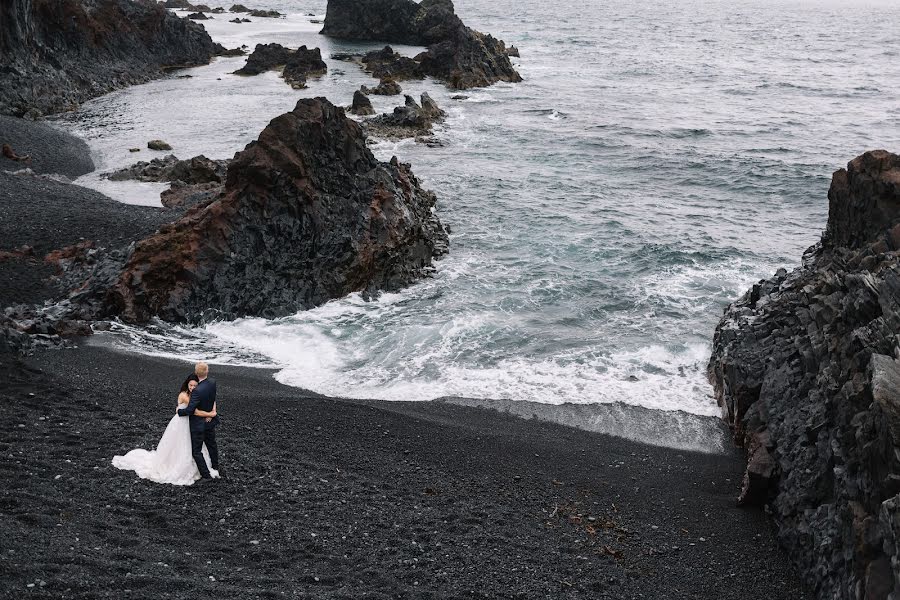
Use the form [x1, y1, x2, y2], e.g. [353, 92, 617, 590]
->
[55, 0, 900, 419]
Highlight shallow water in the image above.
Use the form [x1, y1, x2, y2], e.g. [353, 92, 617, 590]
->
[59, 0, 900, 417]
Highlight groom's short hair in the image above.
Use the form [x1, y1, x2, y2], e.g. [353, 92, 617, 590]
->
[195, 362, 209, 378]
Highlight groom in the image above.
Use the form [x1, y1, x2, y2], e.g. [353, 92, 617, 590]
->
[178, 361, 220, 480]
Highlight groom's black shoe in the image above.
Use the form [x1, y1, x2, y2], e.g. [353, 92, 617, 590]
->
[214, 467, 226, 480]
[196, 476, 215, 485]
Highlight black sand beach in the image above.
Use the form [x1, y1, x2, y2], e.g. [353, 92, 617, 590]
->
[0, 344, 808, 599]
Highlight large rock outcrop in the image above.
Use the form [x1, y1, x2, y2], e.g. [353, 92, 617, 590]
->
[0, 0, 217, 117]
[73, 98, 447, 323]
[320, 0, 521, 90]
[234, 44, 327, 89]
[708, 150, 900, 599]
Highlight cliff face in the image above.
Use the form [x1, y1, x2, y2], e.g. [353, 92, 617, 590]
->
[320, 0, 521, 89]
[0, 0, 216, 117]
[76, 98, 448, 323]
[709, 151, 900, 599]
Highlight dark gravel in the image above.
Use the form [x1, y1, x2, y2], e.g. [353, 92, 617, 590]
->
[0, 344, 810, 599]
[0, 117, 94, 178]
[0, 171, 177, 308]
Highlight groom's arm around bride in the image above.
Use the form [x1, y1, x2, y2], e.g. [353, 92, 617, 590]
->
[177, 362, 221, 480]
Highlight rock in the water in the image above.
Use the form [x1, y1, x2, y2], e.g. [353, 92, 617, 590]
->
[186, 12, 209, 20]
[362, 78, 403, 96]
[364, 93, 445, 141]
[361, 46, 424, 81]
[0, 0, 217, 117]
[708, 150, 900, 599]
[248, 9, 283, 18]
[214, 43, 245, 57]
[76, 98, 447, 323]
[106, 154, 228, 184]
[228, 3, 249, 11]
[320, 0, 521, 89]
[507, 45, 520, 57]
[148, 140, 173, 151]
[234, 44, 326, 88]
[160, 181, 224, 210]
[349, 90, 375, 116]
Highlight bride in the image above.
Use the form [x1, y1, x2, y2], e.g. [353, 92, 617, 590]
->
[113, 374, 219, 485]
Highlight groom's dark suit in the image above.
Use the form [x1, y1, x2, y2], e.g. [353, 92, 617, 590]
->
[177, 378, 219, 479]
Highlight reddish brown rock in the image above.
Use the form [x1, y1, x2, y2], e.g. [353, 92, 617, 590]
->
[94, 97, 447, 323]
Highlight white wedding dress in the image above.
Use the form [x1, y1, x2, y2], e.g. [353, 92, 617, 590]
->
[112, 403, 219, 485]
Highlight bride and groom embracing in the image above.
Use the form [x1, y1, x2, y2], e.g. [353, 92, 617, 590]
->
[113, 362, 224, 486]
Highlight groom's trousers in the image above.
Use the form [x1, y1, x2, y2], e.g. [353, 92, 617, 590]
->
[190, 427, 219, 479]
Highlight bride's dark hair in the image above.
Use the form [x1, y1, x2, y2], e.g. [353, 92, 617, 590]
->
[180, 373, 200, 394]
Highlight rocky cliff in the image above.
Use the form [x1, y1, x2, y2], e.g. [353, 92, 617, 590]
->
[70, 97, 448, 323]
[708, 150, 900, 599]
[320, 0, 521, 89]
[0, 0, 217, 117]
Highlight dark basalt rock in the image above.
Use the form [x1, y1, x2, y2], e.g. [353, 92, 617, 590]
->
[186, 11, 209, 19]
[361, 78, 403, 96]
[364, 93, 445, 141]
[234, 44, 327, 89]
[0, 0, 218, 117]
[74, 98, 447, 324]
[362, 46, 425, 81]
[708, 150, 900, 599]
[160, 181, 224, 209]
[214, 43, 245, 56]
[248, 9, 282, 18]
[320, 0, 521, 89]
[349, 90, 375, 116]
[228, 3, 249, 11]
[106, 154, 228, 185]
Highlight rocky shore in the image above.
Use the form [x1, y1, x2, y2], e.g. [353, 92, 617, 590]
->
[0, 344, 808, 599]
[0, 0, 218, 118]
[321, 0, 522, 89]
[708, 150, 900, 598]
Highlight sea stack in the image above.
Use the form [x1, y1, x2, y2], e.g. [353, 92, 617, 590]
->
[708, 150, 900, 598]
[72, 98, 448, 323]
[0, 0, 217, 117]
[320, 0, 521, 89]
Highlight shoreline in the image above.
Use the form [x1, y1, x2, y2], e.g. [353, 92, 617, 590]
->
[0, 343, 808, 598]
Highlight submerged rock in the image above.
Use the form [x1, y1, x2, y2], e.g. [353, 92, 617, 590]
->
[0, 0, 217, 117]
[75, 98, 447, 323]
[234, 44, 327, 88]
[320, 0, 521, 89]
[708, 150, 900, 599]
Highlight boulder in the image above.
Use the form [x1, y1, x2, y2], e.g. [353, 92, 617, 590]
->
[0, 0, 217, 117]
[76, 98, 447, 323]
[106, 154, 228, 185]
[248, 9, 282, 18]
[320, 0, 521, 89]
[349, 90, 375, 116]
[708, 150, 900, 599]
[148, 140, 173, 151]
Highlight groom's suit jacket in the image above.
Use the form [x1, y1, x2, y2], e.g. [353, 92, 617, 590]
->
[177, 378, 219, 431]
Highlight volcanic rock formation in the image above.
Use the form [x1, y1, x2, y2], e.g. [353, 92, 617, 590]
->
[364, 93, 446, 141]
[234, 44, 327, 88]
[708, 150, 900, 599]
[320, 0, 521, 90]
[349, 90, 375, 116]
[0, 0, 217, 117]
[69, 97, 447, 323]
